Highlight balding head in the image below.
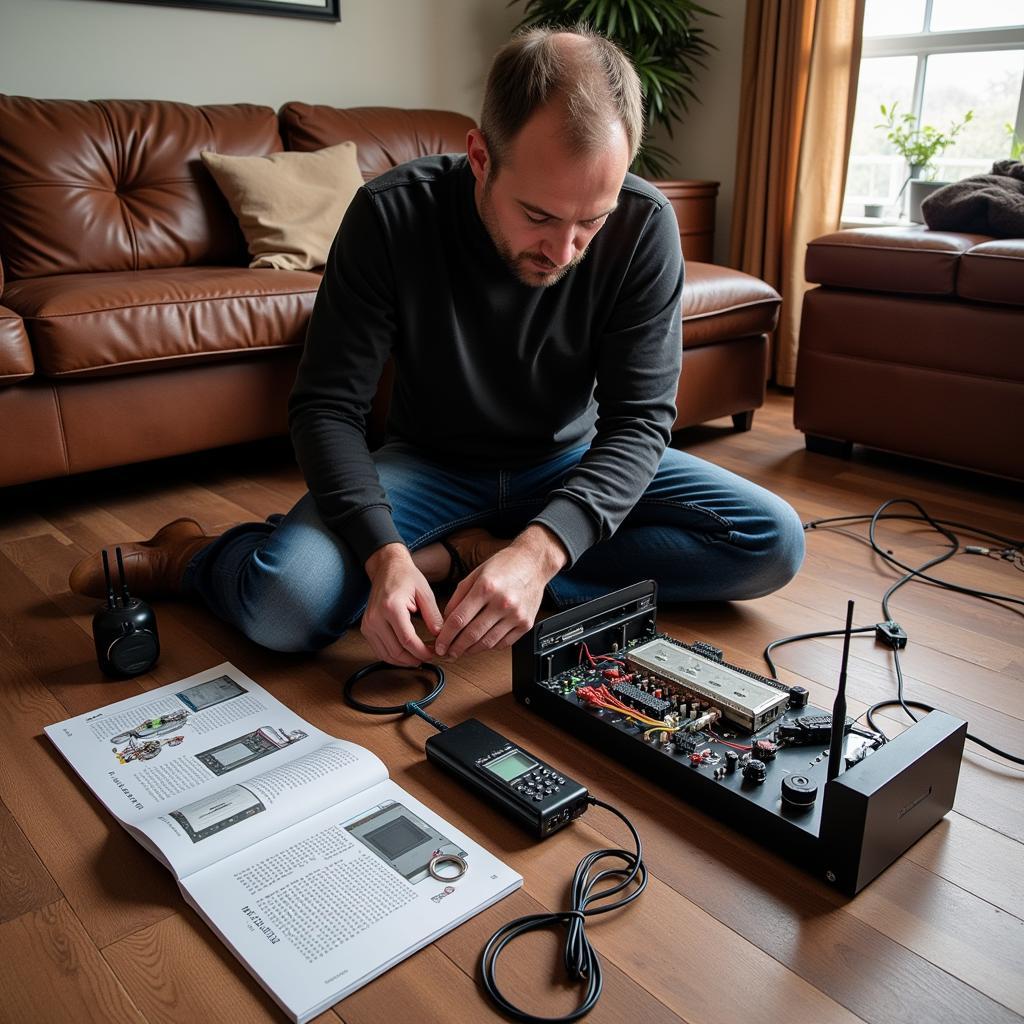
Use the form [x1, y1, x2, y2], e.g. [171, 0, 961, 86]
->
[479, 26, 644, 174]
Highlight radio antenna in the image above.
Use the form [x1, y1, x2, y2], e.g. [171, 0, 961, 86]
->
[114, 546, 131, 607]
[101, 549, 117, 609]
[827, 599, 855, 782]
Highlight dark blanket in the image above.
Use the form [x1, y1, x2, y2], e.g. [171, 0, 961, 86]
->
[922, 160, 1024, 236]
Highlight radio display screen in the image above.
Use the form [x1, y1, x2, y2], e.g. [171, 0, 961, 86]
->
[484, 749, 536, 782]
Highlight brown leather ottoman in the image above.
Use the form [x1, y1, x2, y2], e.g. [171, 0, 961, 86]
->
[794, 227, 1024, 479]
[674, 263, 780, 433]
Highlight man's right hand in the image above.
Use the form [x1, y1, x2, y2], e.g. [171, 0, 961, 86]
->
[362, 543, 444, 666]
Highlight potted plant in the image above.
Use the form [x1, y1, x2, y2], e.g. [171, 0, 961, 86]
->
[511, 0, 719, 260]
[877, 102, 973, 222]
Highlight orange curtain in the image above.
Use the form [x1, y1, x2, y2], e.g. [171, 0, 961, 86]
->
[730, 0, 864, 387]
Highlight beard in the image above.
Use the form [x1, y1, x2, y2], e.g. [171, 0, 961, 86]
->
[477, 182, 588, 288]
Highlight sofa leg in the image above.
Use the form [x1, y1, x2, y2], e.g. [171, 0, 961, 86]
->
[805, 434, 853, 459]
[732, 410, 754, 432]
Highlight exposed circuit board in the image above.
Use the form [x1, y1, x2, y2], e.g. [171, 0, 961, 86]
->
[533, 633, 881, 828]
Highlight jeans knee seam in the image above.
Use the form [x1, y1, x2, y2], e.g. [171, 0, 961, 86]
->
[634, 498, 734, 531]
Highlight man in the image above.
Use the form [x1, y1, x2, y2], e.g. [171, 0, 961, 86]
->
[70, 28, 804, 663]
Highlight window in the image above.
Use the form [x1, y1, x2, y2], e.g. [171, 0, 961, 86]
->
[843, 0, 1024, 220]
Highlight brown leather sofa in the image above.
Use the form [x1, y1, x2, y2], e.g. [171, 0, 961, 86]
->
[0, 96, 780, 488]
[794, 226, 1023, 480]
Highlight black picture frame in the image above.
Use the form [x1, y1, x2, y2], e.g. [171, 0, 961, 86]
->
[108, 0, 340, 22]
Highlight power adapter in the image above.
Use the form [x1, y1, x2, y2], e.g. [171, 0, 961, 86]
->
[875, 620, 908, 649]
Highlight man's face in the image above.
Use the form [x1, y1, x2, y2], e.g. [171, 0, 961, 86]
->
[468, 104, 631, 288]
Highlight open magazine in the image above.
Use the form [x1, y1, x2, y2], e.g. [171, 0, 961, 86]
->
[46, 663, 522, 1023]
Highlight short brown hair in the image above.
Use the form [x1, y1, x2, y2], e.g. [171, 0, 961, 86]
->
[480, 26, 643, 171]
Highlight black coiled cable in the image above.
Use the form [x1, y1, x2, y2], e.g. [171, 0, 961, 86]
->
[480, 797, 647, 1022]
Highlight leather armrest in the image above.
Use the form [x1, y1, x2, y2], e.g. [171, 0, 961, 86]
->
[0, 303, 34, 385]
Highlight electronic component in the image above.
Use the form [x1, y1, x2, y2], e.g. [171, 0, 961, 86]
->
[788, 686, 809, 709]
[611, 681, 672, 720]
[625, 638, 790, 732]
[776, 714, 852, 746]
[92, 547, 159, 678]
[513, 580, 967, 894]
[672, 732, 700, 755]
[751, 739, 778, 761]
[875, 620, 908, 649]
[781, 774, 818, 808]
[425, 718, 589, 838]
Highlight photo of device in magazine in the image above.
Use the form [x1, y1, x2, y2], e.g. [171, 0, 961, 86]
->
[45, 663, 522, 1024]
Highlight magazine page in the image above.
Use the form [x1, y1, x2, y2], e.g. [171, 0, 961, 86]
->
[179, 778, 523, 1024]
[45, 664, 388, 878]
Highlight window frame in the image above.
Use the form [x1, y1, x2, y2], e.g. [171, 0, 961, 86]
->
[843, 3, 1024, 223]
[862, 5, 1024, 142]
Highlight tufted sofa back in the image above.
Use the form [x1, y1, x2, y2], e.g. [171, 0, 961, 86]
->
[280, 103, 474, 179]
[0, 96, 282, 280]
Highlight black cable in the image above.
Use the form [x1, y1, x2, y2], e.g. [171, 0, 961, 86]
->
[863, 648, 1024, 766]
[342, 661, 449, 731]
[763, 625, 875, 679]
[480, 797, 647, 1023]
[343, 662, 649, 1019]
[867, 498, 1024, 614]
[772, 499, 1024, 766]
[805, 511, 1023, 549]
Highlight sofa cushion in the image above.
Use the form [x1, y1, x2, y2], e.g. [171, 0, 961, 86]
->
[681, 263, 780, 348]
[0, 96, 282, 280]
[958, 239, 1024, 307]
[201, 142, 363, 270]
[806, 226, 990, 297]
[0, 303, 33, 386]
[3, 267, 319, 378]
[280, 103, 475, 179]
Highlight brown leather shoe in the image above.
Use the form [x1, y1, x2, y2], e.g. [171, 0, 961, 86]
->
[440, 527, 511, 583]
[68, 517, 216, 599]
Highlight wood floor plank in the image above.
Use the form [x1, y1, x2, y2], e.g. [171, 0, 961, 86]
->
[845, 855, 1024, 1017]
[0, 900, 145, 1024]
[0, 635, 180, 948]
[102, 907, 334, 1024]
[2, 389, 1020, 1023]
[435, 887, 687, 1023]
[330, 944, 506, 1024]
[155, 608, 867, 1024]
[905, 813, 1024, 918]
[0, 795, 61, 924]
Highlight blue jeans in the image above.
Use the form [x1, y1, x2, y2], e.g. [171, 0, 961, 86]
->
[184, 442, 804, 652]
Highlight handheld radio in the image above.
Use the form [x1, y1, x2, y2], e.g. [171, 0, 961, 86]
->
[425, 718, 589, 837]
[92, 547, 160, 678]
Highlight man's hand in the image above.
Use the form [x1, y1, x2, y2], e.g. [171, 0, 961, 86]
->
[434, 525, 567, 659]
[362, 543, 444, 666]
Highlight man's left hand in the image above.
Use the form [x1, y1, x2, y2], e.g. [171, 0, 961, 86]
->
[433, 525, 567, 658]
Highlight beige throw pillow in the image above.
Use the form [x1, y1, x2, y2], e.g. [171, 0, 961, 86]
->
[201, 142, 363, 271]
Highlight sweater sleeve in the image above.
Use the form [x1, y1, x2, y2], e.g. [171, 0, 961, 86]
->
[530, 200, 683, 565]
[288, 187, 404, 563]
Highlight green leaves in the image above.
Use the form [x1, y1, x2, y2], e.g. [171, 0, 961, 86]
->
[513, 0, 717, 177]
[875, 101, 974, 172]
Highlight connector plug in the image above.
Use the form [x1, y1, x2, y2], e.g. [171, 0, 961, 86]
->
[875, 620, 908, 649]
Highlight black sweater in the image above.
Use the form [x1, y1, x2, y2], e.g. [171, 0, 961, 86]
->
[288, 155, 683, 567]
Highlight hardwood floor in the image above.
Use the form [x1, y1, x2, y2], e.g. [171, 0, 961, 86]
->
[1, 389, 1021, 1024]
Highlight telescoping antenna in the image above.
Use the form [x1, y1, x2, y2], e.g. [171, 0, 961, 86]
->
[101, 549, 117, 609]
[827, 599, 855, 782]
[114, 546, 131, 606]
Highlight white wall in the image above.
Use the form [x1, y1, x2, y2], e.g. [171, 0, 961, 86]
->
[0, 0, 743, 263]
[0, 0, 520, 117]
[651, 0, 747, 265]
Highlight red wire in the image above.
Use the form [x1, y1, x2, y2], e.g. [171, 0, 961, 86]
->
[707, 727, 751, 752]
